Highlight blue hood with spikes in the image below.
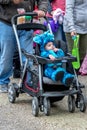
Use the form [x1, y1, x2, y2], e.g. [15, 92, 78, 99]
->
[33, 31, 54, 51]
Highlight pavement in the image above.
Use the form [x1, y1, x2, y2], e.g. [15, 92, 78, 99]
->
[0, 75, 87, 130]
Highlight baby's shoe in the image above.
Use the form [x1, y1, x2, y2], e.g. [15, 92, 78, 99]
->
[52, 67, 65, 81]
[55, 71, 64, 81]
[62, 73, 74, 86]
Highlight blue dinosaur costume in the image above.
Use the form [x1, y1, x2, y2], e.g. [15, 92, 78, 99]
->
[33, 31, 74, 86]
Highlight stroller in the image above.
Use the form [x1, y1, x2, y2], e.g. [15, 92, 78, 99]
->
[8, 12, 86, 116]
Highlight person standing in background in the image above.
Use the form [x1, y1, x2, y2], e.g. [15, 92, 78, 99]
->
[0, 0, 48, 93]
[63, 0, 87, 65]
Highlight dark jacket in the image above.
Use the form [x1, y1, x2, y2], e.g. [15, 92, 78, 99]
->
[0, 0, 48, 24]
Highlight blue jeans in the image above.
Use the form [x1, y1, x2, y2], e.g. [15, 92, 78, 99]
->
[0, 22, 33, 85]
[53, 24, 66, 42]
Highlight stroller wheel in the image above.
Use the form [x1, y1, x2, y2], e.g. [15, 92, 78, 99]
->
[8, 84, 16, 103]
[79, 94, 86, 112]
[68, 95, 75, 113]
[32, 97, 39, 117]
[75, 94, 80, 108]
[43, 97, 51, 116]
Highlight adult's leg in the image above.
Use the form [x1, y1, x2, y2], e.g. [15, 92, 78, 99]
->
[65, 33, 87, 63]
[65, 33, 73, 54]
[19, 30, 33, 63]
[61, 24, 66, 42]
[65, 33, 77, 73]
[79, 34, 87, 61]
[0, 22, 16, 85]
[19, 30, 33, 84]
[53, 25, 63, 41]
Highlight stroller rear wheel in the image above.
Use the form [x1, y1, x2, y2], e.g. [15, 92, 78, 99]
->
[79, 94, 86, 112]
[43, 97, 51, 116]
[32, 97, 39, 117]
[68, 95, 75, 113]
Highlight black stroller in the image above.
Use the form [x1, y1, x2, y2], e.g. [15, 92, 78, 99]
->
[8, 12, 86, 116]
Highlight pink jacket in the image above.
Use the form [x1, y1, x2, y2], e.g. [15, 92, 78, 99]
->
[51, 0, 65, 12]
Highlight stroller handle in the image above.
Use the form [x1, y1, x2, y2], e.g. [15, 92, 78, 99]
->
[11, 12, 38, 25]
[43, 16, 53, 34]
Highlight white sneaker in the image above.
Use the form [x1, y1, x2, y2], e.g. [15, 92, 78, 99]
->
[0, 84, 8, 93]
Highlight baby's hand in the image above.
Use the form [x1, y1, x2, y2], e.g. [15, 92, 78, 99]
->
[49, 55, 56, 61]
[53, 47, 58, 52]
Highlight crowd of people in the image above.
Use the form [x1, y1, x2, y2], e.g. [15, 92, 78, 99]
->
[0, 0, 87, 93]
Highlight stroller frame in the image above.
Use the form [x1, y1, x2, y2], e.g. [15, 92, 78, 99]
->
[8, 12, 86, 116]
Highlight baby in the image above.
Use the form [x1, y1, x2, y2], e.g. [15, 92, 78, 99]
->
[33, 31, 74, 86]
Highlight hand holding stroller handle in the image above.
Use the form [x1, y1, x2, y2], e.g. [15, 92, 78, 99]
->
[11, 12, 38, 25]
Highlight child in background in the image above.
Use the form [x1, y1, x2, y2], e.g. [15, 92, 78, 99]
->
[47, 0, 66, 42]
[33, 31, 74, 86]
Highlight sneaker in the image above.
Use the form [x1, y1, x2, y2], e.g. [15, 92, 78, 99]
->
[0, 84, 8, 93]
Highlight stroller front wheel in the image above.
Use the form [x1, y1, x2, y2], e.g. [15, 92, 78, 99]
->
[43, 97, 51, 116]
[68, 95, 75, 113]
[8, 84, 16, 103]
[79, 94, 86, 112]
[32, 97, 39, 117]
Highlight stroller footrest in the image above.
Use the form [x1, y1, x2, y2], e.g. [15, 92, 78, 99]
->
[42, 89, 79, 97]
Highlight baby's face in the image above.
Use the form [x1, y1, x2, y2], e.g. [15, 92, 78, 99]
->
[45, 42, 54, 50]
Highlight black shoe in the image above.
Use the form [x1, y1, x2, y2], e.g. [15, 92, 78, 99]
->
[55, 71, 64, 81]
[65, 77, 74, 86]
